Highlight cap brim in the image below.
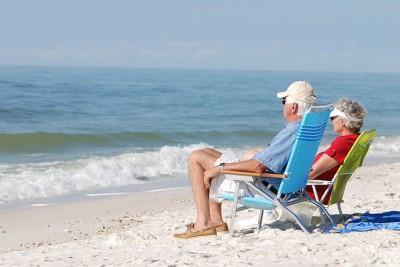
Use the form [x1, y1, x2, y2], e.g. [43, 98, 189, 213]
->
[329, 109, 343, 118]
[276, 91, 288, 98]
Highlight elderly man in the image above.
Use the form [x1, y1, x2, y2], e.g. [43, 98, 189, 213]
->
[174, 81, 317, 239]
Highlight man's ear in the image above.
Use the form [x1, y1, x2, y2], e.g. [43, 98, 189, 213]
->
[291, 102, 299, 114]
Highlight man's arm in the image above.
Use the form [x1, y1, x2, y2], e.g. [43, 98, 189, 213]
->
[203, 159, 266, 189]
[223, 159, 266, 173]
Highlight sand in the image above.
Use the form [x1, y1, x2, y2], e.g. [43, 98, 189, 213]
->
[1, 162, 400, 266]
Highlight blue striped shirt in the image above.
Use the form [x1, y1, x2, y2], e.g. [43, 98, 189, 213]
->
[254, 120, 301, 174]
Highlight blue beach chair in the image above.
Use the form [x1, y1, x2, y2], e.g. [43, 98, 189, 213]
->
[221, 105, 335, 235]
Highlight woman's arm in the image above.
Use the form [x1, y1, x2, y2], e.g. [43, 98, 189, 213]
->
[309, 154, 339, 179]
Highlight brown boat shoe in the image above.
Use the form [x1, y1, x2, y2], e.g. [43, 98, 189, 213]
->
[186, 222, 229, 233]
[214, 222, 229, 233]
[174, 226, 217, 239]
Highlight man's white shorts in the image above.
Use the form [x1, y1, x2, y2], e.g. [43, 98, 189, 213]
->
[209, 152, 266, 203]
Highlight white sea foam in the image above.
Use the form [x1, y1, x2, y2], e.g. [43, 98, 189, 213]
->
[369, 135, 400, 155]
[86, 192, 127, 197]
[0, 144, 243, 204]
[31, 203, 54, 207]
[0, 136, 397, 205]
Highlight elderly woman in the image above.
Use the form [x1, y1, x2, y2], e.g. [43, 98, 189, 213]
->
[307, 98, 367, 203]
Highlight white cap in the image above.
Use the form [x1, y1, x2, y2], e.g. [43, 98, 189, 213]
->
[276, 81, 316, 104]
[329, 108, 363, 122]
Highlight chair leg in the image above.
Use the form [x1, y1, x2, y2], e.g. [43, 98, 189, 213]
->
[318, 207, 326, 224]
[312, 185, 320, 202]
[337, 202, 344, 222]
[229, 181, 240, 236]
[279, 205, 311, 234]
[309, 198, 336, 227]
[257, 210, 264, 230]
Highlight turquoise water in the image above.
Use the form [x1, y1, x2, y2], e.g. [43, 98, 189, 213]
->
[0, 65, 399, 204]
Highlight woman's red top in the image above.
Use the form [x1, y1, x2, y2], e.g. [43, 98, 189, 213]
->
[306, 134, 359, 204]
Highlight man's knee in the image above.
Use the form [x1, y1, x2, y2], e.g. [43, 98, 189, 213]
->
[188, 149, 206, 164]
[242, 149, 257, 160]
[242, 148, 263, 160]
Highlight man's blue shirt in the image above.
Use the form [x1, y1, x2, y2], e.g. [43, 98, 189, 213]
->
[253, 120, 301, 174]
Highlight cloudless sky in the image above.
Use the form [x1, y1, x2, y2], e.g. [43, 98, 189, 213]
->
[1, 0, 399, 73]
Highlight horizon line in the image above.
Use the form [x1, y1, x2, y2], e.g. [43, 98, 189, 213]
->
[1, 63, 399, 76]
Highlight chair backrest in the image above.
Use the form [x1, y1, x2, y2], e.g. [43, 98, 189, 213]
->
[327, 129, 376, 205]
[278, 105, 332, 195]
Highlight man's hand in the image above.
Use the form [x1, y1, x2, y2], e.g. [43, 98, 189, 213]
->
[203, 166, 221, 189]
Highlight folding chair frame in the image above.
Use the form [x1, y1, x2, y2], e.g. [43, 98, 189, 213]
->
[220, 105, 336, 235]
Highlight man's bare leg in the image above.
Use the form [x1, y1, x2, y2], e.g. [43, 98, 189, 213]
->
[202, 148, 263, 226]
[242, 148, 264, 160]
[201, 149, 226, 226]
[187, 148, 222, 229]
[201, 148, 269, 226]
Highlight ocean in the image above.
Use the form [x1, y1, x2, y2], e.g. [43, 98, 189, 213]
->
[0, 65, 399, 206]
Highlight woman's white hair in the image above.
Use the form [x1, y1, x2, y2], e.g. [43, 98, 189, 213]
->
[334, 98, 367, 133]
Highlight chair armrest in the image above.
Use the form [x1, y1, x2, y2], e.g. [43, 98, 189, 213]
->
[222, 170, 287, 179]
[307, 179, 333, 186]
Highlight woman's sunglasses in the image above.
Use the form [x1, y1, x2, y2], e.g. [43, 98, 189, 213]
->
[281, 97, 286, 105]
[330, 116, 338, 121]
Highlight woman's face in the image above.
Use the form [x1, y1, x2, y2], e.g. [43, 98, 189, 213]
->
[331, 116, 346, 134]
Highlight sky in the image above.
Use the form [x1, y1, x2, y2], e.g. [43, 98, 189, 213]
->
[1, 0, 400, 73]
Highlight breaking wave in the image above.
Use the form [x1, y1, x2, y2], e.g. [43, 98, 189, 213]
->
[0, 144, 243, 204]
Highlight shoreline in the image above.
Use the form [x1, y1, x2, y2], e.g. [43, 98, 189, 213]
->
[0, 176, 189, 212]
[1, 153, 398, 213]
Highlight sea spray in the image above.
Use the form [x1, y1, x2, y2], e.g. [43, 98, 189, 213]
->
[0, 144, 243, 204]
[369, 136, 400, 155]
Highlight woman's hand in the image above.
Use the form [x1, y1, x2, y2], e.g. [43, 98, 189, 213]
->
[203, 166, 221, 189]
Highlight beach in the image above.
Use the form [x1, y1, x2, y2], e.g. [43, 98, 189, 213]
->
[1, 162, 399, 266]
[2, 1, 400, 265]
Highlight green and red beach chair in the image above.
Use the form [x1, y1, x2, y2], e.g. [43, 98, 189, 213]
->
[307, 129, 377, 221]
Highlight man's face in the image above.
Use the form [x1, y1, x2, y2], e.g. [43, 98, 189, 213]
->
[282, 96, 298, 120]
[282, 97, 291, 119]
